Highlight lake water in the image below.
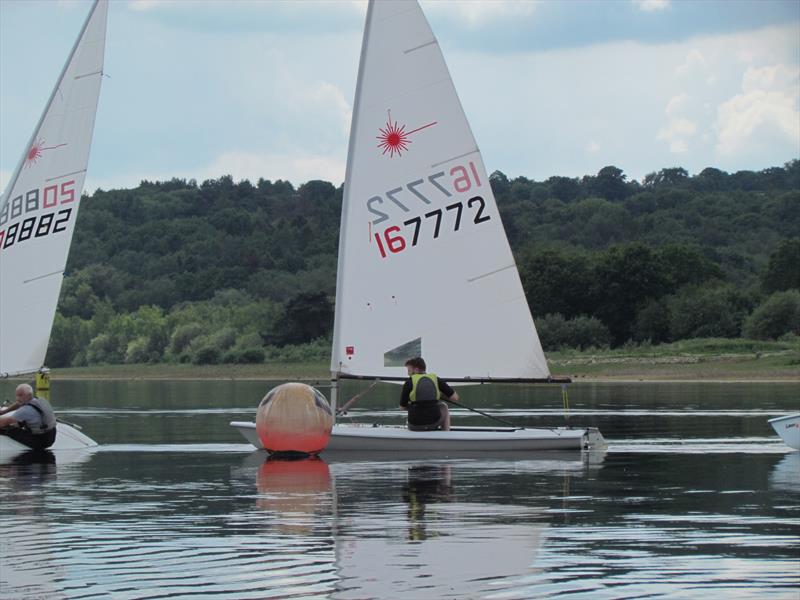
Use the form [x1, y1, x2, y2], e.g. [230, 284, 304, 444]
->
[1, 380, 798, 599]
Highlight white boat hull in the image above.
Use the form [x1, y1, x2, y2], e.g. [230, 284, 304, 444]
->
[0, 421, 98, 460]
[230, 421, 605, 453]
[768, 413, 800, 450]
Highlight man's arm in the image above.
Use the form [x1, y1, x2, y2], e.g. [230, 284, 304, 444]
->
[0, 415, 18, 428]
[399, 380, 412, 408]
[0, 401, 20, 416]
[439, 380, 459, 402]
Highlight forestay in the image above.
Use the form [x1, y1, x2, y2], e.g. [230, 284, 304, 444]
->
[331, 0, 549, 382]
[0, 0, 108, 377]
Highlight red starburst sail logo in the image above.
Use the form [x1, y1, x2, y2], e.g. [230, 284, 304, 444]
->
[24, 138, 67, 167]
[376, 110, 437, 158]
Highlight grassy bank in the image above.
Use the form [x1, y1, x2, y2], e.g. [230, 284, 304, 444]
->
[549, 338, 799, 381]
[28, 338, 798, 382]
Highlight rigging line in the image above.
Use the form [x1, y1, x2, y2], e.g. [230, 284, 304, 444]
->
[431, 148, 480, 169]
[444, 398, 562, 434]
[336, 379, 380, 415]
[442, 397, 522, 429]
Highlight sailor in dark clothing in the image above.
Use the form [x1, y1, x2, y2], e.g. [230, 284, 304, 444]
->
[0, 383, 57, 450]
[399, 357, 458, 431]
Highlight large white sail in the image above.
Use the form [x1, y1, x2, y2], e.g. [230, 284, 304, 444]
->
[0, 0, 108, 377]
[331, 0, 549, 381]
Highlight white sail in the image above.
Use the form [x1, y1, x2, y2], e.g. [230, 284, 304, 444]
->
[0, 0, 108, 377]
[331, 0, 549, 381]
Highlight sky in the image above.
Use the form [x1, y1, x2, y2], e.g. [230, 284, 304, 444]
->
[0, 0, 798, 194]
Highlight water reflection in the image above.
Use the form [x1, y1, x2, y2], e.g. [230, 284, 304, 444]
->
[0, 451, 63, 599]
[256, 456, 333, 534]
[0, 378, 797, 598]
[403, 463, 454, 541]
[242, 452, 599, 600]
[769, 452, 799, 493]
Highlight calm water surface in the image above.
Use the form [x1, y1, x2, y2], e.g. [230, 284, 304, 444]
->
[1, 380, 798, 599]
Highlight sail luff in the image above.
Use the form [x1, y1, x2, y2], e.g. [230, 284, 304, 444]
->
[0, 0, 102, 213]
[330, 0, 375, 377]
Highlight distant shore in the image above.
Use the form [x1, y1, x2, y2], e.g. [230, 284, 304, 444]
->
[7, 342, 795, 383]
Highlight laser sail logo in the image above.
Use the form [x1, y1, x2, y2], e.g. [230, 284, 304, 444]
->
[376, 110, 436, 158]
[25, 138, 67, 168]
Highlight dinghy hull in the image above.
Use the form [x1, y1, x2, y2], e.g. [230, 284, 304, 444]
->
[0, 422, 98, 460]
[231, 421, 604, 453]
[768, 413, 800, 450]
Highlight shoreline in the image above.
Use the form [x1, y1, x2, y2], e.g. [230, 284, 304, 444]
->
[2, 364, 795, 384]
[3, 343, 796, 384]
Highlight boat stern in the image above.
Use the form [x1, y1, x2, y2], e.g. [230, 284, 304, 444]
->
[583, 427, 606, 452]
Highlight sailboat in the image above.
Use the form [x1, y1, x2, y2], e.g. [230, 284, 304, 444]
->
[768, 413, 800, 450]
[0, 0, 107, 456]
[232, 0, 603, 452]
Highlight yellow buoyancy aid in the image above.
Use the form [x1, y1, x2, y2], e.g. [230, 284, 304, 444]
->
[409, 373, 440, 403]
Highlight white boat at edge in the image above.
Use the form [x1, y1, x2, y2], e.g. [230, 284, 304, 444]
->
[0, 415, 98, 460]
[232, 0, 603, 453]
[768, 413, 800, 450]
[0, 0, 107, 455]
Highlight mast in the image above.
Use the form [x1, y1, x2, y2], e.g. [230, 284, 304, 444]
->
[330, 0, 376, 416]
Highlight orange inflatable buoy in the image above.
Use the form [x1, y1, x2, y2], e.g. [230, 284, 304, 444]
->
[255, 383, 333, 456]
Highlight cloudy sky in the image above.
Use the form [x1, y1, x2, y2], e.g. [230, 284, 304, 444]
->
[1, 0, 798, 194]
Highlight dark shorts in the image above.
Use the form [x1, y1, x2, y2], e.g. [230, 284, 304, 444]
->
[408, 401, 447, 431]
[0, 426, 57, 450]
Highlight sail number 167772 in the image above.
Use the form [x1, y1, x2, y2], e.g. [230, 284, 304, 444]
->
[373, 196, 490, 258]
[369, 161, 491, 259]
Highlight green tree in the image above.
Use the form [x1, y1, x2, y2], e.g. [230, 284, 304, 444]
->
[590, 166, 631, 201]
[536, 313, 611, 350]
[519, 247, 593, 319]
[264, 292, 334, 345]
[46, 314, 91, 367]
[546, 176, 583, 203]
[742, 290, 800, 340]
[658, 244, 724, 291]
[592, 243, 669, 344]
[667, 285, 748, 340]
[762, 239, 800, 293]
[633, 299, 671, 343]
[489, 171, 511, 197]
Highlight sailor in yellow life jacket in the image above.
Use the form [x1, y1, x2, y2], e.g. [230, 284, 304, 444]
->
[399, 357, 458, 431]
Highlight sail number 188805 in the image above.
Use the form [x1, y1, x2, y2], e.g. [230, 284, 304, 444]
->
[0, 179, 76, 251]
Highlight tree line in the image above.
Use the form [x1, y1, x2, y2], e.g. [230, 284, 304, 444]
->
[47, 161, 800, 367]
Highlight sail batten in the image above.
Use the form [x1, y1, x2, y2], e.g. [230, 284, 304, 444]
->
[0, 0, 108, 377]
[404, 40, 438, 54]
[331, 0, 550, 383]
[23, 271, 64, 285]
[46, 170, 88, 182]
[431, 149, 480, 168]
